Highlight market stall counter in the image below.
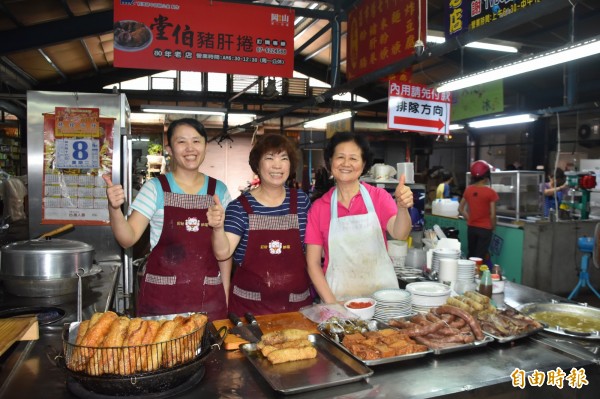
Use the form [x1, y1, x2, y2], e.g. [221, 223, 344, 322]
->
[0, 281, 598, 399]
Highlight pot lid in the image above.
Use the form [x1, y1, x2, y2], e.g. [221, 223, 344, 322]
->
[1, 238, 94, 254]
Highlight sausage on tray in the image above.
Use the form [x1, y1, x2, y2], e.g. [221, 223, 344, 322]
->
[434, 305, 485, 340]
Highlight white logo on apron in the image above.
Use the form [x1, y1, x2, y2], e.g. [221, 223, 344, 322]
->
[268, 240, 283, 255]
[185, 217, 200, 232]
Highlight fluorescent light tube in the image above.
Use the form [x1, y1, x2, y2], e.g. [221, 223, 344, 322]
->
[437, 35, 600, 93]
[465, 42, 518, 53]
[140, 105, 226, 116]
[449, 124, 465, 130]
[303, 111, 353, 129]
[427, 35, 446, 44]
[426, 33, 517, 53]
[468, 114, 537, 129]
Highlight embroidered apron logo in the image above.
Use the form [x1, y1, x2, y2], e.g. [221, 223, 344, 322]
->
[268, 240, 283, 255]
[185, 217, 200, 232]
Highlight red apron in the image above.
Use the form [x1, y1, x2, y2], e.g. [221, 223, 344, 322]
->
[137, 174, 227, 320]
[228, 189, 313, 315]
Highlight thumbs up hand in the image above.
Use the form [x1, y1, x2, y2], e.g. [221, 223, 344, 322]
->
[207, 194, 226, 229]
[394, 174, 413, 209]
[103, 174, 125, 209]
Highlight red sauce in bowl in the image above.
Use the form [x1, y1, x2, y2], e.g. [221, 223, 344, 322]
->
[347, 301, 373, 309]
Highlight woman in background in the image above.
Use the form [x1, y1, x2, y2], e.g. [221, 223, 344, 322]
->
[207, 134, 313, 315]
[458, 160, 499, 261]
[541, 168, 568, 218]
[104, 118, 231, 320]
[305, 131, 413, 304]
[436, 171, 453, 199]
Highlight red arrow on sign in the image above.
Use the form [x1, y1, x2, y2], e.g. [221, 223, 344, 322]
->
[394, 116, 446, 131]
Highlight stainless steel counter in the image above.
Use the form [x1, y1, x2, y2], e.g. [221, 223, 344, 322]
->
[1, 280, 599, 399]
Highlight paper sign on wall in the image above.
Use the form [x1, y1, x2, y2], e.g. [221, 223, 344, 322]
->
[388, 82, 452, 135]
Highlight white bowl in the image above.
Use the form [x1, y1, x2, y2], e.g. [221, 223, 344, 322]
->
[344, 297, 377, 320]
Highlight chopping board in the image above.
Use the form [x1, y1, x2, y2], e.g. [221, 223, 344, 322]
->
[0, 316, 39, 356]
[213, 311, 318, 350]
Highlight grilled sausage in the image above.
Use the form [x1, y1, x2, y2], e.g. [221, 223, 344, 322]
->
[435, 305, 484, 340]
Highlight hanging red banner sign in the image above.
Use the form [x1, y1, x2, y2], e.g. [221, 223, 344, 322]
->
[113, 0, 294, 77]
[347, 0, 426, 80]
[388, 82, 452, 135]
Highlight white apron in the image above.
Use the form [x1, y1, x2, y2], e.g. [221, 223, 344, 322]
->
[325, 185, 399, 300]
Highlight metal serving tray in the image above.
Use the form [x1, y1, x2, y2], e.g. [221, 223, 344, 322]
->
[484, 327, 544, 344]
[481, 308, 544, 344]
[240, 334, 373, 395]
[386, 315, 495, 355]
[317, 320, 432, 366]
[429, 335, 494, 355]
[517, 302, 600, 340]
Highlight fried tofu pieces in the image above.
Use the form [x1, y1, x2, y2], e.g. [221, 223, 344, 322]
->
[341, 328, 428, 360]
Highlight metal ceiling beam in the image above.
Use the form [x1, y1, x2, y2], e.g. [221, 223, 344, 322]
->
[0, 57, 37, 89]
[38, 49, 67, 81]
[0, 100, 25, 120]
[217, 0, 337, 20]
[295, 22, 331, 56]
[0, 10, 113, 54]
[0, 2, 22, 27]
[224, 0, 572, 133]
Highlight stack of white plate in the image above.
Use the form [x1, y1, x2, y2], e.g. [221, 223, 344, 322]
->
[405, 282, 451, 313]
[457, 259, 476, 282]
[431, 248, 461, 274]
[372, 289, 413, 321]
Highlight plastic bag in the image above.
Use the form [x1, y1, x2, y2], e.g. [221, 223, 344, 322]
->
[299, 303, 357, 324]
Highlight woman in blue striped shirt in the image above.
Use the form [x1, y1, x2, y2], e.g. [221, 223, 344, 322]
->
[207, 134, 313, 315]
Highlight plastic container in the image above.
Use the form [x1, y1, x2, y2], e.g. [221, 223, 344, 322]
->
[432, 199, 459, 218]
[478, 270, 493, 298]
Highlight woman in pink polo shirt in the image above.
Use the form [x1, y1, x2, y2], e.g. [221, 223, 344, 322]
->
[305, 132, 413, 303]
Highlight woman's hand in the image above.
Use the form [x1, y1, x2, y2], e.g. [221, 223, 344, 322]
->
[394, 174, 413, 208]
[102, 174, 125, 210]
[207, 194, 225, 229]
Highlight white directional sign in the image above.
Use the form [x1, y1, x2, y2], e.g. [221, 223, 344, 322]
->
[388, 82, 452, 135]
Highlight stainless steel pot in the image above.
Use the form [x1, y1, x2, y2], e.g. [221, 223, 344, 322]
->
[0, 238, 96, 297]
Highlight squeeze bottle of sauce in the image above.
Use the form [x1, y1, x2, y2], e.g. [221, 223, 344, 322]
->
[479, 269, 493, 298]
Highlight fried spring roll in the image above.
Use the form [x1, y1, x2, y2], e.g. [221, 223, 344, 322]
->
[260, 339, 313, 357]
[260, 329, 311, 346]
[267, 346, 317, 364]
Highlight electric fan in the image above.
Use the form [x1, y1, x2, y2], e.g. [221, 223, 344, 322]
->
[568, 223, 600, 300]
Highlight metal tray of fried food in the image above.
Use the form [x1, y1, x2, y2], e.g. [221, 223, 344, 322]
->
[429, 335, 494, 355]
[318, 319, 432, 366]
[240, 334, 373, 395]
[480, 308, 545, 343]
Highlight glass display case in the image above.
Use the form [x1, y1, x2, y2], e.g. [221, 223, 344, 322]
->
[466, 170, 544, 221]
